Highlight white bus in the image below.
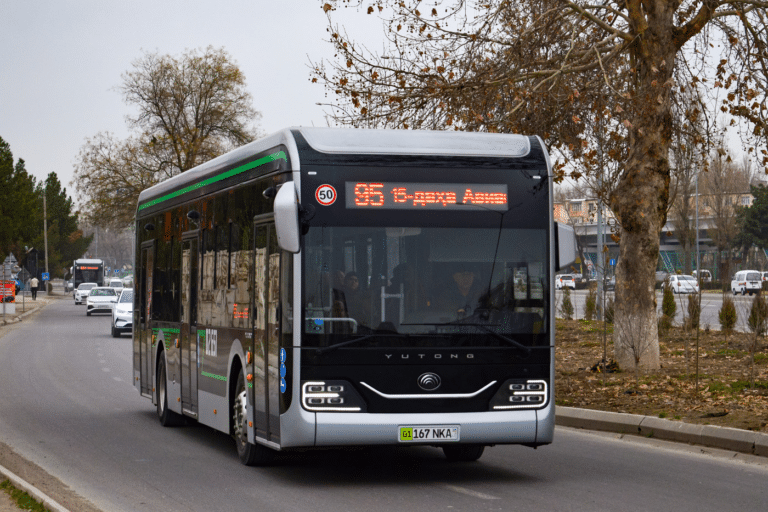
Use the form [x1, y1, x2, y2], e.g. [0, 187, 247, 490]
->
[133, 128, 575, 465]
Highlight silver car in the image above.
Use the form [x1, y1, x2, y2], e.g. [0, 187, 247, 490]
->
[111, 289, 133, 337]
[74, 282, 98, 305]
[86, 287, 119, 316]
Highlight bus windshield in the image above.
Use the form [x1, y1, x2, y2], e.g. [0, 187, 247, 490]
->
[303, 225, 548, 348]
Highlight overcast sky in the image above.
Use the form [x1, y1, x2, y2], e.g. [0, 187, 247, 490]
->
[1, 1, 383, 195]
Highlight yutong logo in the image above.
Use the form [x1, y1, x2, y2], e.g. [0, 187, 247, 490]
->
[417, 373, 441, 391]
[384, 353, 474, 360]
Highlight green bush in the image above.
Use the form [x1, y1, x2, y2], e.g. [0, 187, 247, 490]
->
[718, 295, 737, 333]
[559, 287, 574, 320]
[584, 287, 597, 321]
[661, 280, 676, 319]
[605, 297, 614, 324]
[686, 294, 701, 331]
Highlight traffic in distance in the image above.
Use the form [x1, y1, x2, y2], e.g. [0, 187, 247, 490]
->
[129, 127, 577, 466]
[70, 257, 135, 338]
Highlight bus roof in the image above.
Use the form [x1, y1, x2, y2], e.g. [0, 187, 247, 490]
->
[137, 127, 541, 213]
[74, 259, 103, 265]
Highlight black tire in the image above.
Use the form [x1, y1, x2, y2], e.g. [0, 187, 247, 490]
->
[111, 324, 120, 338]
[156, 356, 183, 426]
[86, 310, 91, 316]
[232, 371, 274, 466]
[743, 289, 747, 296]
[442, 444, 485, 462]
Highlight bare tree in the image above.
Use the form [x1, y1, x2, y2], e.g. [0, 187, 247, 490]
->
[314, 1, 768, 370]
[700, 151, 753, 284]
[74, 47, 261, 228]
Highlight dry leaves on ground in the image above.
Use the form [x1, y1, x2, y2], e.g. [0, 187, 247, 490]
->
[556, 319, 768, 433]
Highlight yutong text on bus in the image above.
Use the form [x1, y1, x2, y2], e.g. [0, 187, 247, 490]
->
[133, 127, 576, 465]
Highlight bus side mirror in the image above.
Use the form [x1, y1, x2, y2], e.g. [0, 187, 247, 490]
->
[554, 222, 577, 270]
[274, 183, 300, 253]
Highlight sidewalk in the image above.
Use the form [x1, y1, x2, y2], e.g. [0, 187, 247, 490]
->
[0, 292, 60, 327]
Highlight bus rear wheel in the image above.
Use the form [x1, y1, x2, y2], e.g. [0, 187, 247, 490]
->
[442, 444, 485, 462]
[156, 356, 183, 426]
[232, 371, 274, 466]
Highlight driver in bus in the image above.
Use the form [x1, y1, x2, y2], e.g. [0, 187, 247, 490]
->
[437, 264, 483, 318]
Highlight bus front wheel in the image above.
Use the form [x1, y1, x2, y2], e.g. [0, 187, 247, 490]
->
[232, 371, 274, 466]
[442, 444, 485, 462]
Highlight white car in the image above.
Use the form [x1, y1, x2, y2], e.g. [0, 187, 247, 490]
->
[555, 274, 576, 290]
[74, 282, 98, 305]
[111, 289, 133, 337]
[86, 287, 119, 316]
[664, 274, 699, 294]
[107, 278, 125, 293]
[732, 270, 762, 296]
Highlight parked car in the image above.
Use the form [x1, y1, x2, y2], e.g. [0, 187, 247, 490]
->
[731, 270, 762, 296]
[692, 269, 712, 283]
[762, 271, 768, 282]
[555, 274, 576, 290]
[664, 274, 700, 294]
[111, 289, 133, 337]
[64, 280, 74, 293]
[86, 287, 119, 316]
[605, 275, 615, 291]
[74, 282, 98, 305]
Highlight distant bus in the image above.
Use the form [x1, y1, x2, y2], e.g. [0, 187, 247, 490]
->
[72, 259, 104, 289]
[133, 127, 576, 465]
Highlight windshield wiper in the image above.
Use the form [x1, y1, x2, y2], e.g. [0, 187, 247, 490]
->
[402, 322, 531, 353]
[316, 334, 397, 355]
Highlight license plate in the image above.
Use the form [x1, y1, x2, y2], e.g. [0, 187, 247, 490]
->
[399, 425, 460, 442]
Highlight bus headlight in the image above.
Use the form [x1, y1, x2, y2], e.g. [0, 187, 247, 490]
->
[489, 379, 549, 410]
[301, 380, 366, 412]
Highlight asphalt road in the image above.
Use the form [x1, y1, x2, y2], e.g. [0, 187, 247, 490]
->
[1, 299, 767, 511]
[558, 289, 761, 332]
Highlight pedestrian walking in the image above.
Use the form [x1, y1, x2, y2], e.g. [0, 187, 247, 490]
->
[30, 276, 39, 300]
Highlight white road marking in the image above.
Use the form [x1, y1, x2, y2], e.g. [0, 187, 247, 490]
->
[442, 484, 499, 500]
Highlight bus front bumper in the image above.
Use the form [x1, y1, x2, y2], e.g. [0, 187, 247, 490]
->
[279, 402, 554, 448]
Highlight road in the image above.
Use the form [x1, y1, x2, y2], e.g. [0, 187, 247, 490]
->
[558, 289, 761, 332]
[1, 299, 767, 511]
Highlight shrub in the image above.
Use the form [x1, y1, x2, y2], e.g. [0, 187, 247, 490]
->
[605, 297, 614, 324]
[718, 294, 737, 348]
[661, 279, 676, 319]
[584, 287, 597, 321]
[686, 294, 701, 331]
[559, 287, 574, 320]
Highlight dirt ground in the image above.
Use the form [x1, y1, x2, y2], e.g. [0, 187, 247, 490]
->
[556, 318, 768, 433]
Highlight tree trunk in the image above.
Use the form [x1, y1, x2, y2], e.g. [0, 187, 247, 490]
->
[610, 10, 679, 371]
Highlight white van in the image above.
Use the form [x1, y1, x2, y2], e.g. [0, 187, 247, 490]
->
[731, 270, 762, 296]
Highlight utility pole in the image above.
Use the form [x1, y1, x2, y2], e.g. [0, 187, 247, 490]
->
[43, 192, 50, 292]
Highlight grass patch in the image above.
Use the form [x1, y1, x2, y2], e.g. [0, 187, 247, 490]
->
[731, 380, 768, 393]
[714, 349, 743, 358]
[0, 480, 50, 512]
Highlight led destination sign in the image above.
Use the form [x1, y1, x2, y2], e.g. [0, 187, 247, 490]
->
[345, 182, 508, 211]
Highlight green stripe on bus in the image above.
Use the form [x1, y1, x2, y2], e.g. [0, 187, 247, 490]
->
[202, 371, 227, 382]
[138, 150, 287, 211]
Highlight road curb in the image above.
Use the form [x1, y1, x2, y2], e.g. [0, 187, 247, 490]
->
[0, 464, 71, 512]
[557, 406, 768, 457]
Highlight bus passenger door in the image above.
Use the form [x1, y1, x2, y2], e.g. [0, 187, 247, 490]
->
[181, 236, 199, 416]
[138, 243, 154, 396]
[253, 220, 281, 443]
